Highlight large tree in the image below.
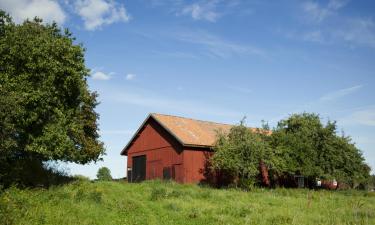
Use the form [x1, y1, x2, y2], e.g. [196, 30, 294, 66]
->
[270, 113, 370, 187]
[0, 11, 104, 185]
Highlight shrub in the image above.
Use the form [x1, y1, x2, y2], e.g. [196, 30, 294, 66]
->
[96, 167, 112, 181]
[73, 175, 91, 182]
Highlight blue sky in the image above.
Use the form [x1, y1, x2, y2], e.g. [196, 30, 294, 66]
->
[1, 0, 375, 178]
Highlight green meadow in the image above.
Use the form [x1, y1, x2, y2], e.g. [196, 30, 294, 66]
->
[1, 180, 374, 225]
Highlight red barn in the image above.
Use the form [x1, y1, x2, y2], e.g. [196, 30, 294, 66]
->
[121, 113, 262, 184]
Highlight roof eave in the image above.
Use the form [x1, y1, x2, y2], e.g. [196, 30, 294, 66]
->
[120, 114, 153, 156]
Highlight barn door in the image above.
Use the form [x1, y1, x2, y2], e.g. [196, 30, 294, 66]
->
[148, 160, 162, 179]
[132, 155, 146, 182]
[172, 164, 183, 183]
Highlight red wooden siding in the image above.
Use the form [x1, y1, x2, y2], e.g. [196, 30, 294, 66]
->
[182, 148, 210, 183]
[125, 116, 216, 184]
[127, 118, 185, 181]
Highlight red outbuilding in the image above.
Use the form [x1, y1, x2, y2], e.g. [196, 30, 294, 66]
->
[121, 113, 261, 184]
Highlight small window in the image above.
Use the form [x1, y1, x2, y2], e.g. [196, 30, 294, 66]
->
[163, 167, 171, 180]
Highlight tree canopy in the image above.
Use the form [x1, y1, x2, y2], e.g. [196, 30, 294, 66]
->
[0, 11, 104, 186]
[270, 113, 370, 187]
[211, 113, 371, 188]
[97, 167, 112, 181]
[211, 119, 274, 187]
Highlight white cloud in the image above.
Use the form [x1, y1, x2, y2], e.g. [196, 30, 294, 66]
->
[104, 87, 242, 118]
[0, 0, 66, 24]
[176, 30, 265, 58]
[302, 0, 348, 23]
[163, 0, 246, 23]
[74, 0, 131, 30]
[296, 1, 375, 48]
[270, 85, 364, 124]
[328, 0, 349, 10]
[340, 107, 375, 126]
[319, 85, 363, 102]
[180, 2, 219, 22]
[125, 74, 136, 80]
[92, 71, 111, 80]
[333, 18, 375, 48]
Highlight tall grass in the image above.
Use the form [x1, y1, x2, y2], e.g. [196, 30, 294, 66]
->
[1, 180, 374, 225]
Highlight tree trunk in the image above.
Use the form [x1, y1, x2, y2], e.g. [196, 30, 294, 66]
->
[259, 160, 270, 187]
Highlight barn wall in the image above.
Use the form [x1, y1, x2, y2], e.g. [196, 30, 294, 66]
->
[127, 118, 183, 181]
[182, 147, 212, 183]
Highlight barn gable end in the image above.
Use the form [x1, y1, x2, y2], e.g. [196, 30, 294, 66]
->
[125, 116, 184, 182]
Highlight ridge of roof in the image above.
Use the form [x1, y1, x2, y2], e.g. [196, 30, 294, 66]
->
[150, 112, 235, 127]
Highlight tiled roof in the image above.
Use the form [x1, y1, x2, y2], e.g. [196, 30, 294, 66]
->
[121, 113, 268, 155]
[152, 113, 232, 147]
[151, 113, 261, 147]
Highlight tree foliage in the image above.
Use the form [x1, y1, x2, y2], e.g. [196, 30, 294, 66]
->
[0, 11, 104, 186]
[97, 167, 112, 181]
[211, 113, 371, 188]
[211, 119, 274, 186]
[270, 113, 370, 187]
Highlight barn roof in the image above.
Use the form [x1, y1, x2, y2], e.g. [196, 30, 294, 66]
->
[121, 113, 268, 155]
[152, 113, 234, 147]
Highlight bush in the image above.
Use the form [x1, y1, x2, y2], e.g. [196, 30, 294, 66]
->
[73, 175, 91, 182]
[96, 167, 112, 181]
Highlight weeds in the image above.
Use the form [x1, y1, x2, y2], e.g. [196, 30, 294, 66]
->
[0, 180, 374, 225]
[150, 186, 167, 201]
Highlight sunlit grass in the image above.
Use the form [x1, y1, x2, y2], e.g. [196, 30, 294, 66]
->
[1, 180, 374, 225]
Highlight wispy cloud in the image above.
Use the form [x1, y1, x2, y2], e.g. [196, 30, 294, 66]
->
[179, 1, 219, 22]
[152, 0, 247, 23]
[175, 30, 266, 58]
[125, 74, 136, 80]
[333, 18, 375, 48]
[135, 28, 265, 59]
[270, 85, 364, 123]
[294, 0, 375, 49]
[340, 107, 375, 126]
[302, 0, 348, 23]
[92, 71, 111, 80]
[320, 85, 363, 102]
[74, 0, 131, 30]
[0, 0, 66, 24]
[105, 87, 242, 118]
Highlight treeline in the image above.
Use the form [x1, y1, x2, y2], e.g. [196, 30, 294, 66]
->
[211, 113, 372, 189]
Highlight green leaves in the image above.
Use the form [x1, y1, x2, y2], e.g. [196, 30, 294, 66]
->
[270, 113, 370, 186]
[212, 113, 370, 188]
[0, 11, 104, 175]
[211, 121, 273, 184]
[97, 167, 112, 181]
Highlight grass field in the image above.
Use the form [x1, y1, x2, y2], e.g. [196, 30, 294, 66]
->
[1, 180, 374, 225]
